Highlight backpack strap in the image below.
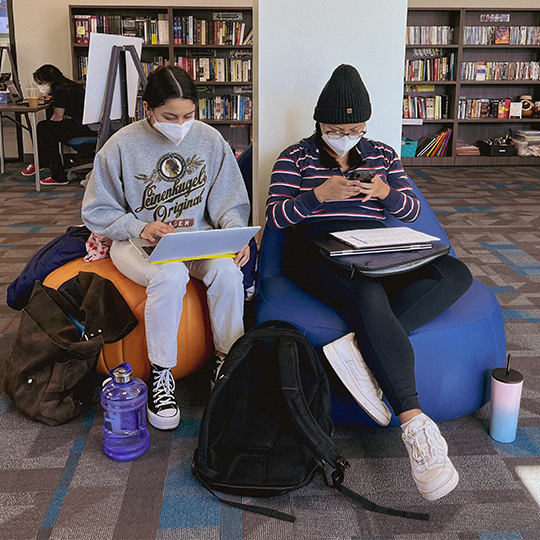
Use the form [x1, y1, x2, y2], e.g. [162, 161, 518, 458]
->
[278, 336, 430, 522]
[251, 319, 299, 332]
[329, 466, 429, 521]
[194, 471, 296, 523]
[278, 336, 339, 468]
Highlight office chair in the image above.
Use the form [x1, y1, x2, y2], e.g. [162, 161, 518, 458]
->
[59, 135, 98, 181]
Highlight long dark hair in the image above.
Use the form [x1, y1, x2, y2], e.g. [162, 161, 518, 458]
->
[142, 66, 199, 108]
[33, 64, 83, 96]
[315, 123, 365, 169]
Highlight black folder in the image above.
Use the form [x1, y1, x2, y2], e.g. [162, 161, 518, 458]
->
[312, 235, 450, 277]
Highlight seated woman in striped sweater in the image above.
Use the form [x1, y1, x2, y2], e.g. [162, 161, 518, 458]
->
[266, 64, 472, 502]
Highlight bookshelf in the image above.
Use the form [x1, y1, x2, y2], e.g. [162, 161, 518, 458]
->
[69, 5, 253, 156]
[402, 8, 540, 166]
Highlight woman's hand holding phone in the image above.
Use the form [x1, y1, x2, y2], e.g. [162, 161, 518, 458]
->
[314, 175, 363, 202]
[347, 170, 390, 202]
[315, 170, 390, 202]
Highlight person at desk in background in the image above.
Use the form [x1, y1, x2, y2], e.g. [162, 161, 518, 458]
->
[266, 64, 473, 501]
[21, 64, 92, 186]
[82, 66, 250, 431]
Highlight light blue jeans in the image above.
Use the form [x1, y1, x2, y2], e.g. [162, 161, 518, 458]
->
[110, 240, 245, 368]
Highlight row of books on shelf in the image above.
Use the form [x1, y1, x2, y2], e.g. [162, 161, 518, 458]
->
[410, 48, 446, 58]
[142, 57, 171, 77]
[133, 95, 252, 122]
[461, 61, 540, 81]
[403, 94, 449, 120]
[457, 97, 523, 119]
[404, 54, 455, 82]
[77, 55, 169, 80]
[405, 26, 454, 46]
[415, 129, 452, 157]
[463, 25, 540, 45]
[173, 17, 252, 46]
[74, 14, 169, 45]
[197, 95, 252, 121]
[176, 57, 252, 83]
[76, 54, 251, 82]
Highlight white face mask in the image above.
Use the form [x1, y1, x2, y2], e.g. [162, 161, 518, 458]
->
[37, 84, 51, 95]
[152, 117, 194, 146]
[321, 133, 360, 158]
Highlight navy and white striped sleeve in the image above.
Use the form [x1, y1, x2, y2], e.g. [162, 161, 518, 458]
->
[379, 146, 421, 223]
[265, 149, 322, 229]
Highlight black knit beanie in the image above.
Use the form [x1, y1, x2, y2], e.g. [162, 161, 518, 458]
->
[313, 64, 372, 124]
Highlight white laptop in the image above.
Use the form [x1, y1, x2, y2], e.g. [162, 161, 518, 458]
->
[129, 226, 260, 264]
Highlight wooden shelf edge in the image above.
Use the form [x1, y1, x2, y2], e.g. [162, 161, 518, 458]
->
[459, 80, 540, 85]
[403, 119, 454, 124]
[195, 81, 252, 86]
[201, 120, 252, 124]
[405, 80, 456, 85]
[406, 44, 458, 48]
[458, 118, 540, 123]
[455, 156, 540, 166]
[403, 156, 540, 166]
[402, 157, 454, 166]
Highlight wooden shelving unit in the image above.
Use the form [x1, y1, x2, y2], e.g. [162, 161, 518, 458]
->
[69, 5, 253, 155]
[402, 8, 540, 166]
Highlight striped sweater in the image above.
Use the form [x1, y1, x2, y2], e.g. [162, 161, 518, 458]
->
[266, 134, 420, 229]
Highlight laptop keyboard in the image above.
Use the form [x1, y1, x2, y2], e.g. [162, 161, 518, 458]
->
[142, 245, 156, 256]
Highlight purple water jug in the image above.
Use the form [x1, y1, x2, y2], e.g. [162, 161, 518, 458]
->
[101, 362, 149, 461]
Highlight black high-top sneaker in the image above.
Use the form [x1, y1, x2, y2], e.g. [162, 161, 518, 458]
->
[209, 354, 226, 392]
[146, 364, 180, 430]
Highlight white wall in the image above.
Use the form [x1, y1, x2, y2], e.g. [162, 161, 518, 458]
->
[253, 0, 408, 226]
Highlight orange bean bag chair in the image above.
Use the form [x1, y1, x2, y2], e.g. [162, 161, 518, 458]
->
[43, 257, 213, 381]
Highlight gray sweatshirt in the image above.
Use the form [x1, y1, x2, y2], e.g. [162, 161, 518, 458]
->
[82, 119, 250, 241]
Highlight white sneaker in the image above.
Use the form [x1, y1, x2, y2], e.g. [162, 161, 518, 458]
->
[323, 333, 391, 426]
[401, 413, 459, 501]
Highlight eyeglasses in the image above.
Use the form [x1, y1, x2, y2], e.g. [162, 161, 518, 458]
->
[323, 130, 367, 140]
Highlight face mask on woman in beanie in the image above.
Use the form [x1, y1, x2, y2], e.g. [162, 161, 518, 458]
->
[320, 123, 367, 157]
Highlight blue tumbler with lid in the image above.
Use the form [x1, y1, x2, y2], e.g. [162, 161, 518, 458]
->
[101, 362, 149, 461]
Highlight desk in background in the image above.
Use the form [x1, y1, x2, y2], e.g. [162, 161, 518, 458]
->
[0, 102, 50, 191]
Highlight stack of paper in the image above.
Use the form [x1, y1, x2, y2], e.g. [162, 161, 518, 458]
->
[317, 227, 440, 256]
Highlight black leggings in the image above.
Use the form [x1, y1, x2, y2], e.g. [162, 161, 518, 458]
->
[291, 227, 473, 416]
[37, 119, 91, 182]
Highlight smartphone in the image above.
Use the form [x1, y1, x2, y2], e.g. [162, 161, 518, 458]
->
[346, 170, 377, 182]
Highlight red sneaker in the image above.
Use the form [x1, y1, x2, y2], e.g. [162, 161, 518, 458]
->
[21, 163, 36, 176]
[21, 163, 45, 176]
[40, 177, 69, 186]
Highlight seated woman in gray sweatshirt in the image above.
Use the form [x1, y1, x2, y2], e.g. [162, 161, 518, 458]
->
[82, 66, 250, 430]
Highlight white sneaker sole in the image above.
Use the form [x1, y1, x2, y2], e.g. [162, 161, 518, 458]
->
[323, 338, 391, 426]
[421, 464, 459, 501]
[147, 405, 180, 430]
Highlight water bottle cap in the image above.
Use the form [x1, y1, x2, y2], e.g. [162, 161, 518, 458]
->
[492, 367, 523, 384]
[112, 365, 133, 384]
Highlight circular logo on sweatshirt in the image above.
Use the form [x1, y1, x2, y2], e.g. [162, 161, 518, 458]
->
[157, 153, 186, 182]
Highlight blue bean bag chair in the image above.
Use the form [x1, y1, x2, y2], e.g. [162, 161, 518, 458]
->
[254, 179, 506, 427]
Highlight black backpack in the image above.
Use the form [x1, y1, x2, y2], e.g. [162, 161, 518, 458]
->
[193, 321, 429, 522]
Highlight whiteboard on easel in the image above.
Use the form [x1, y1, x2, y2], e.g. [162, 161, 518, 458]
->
[83, 33, 143, 125]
